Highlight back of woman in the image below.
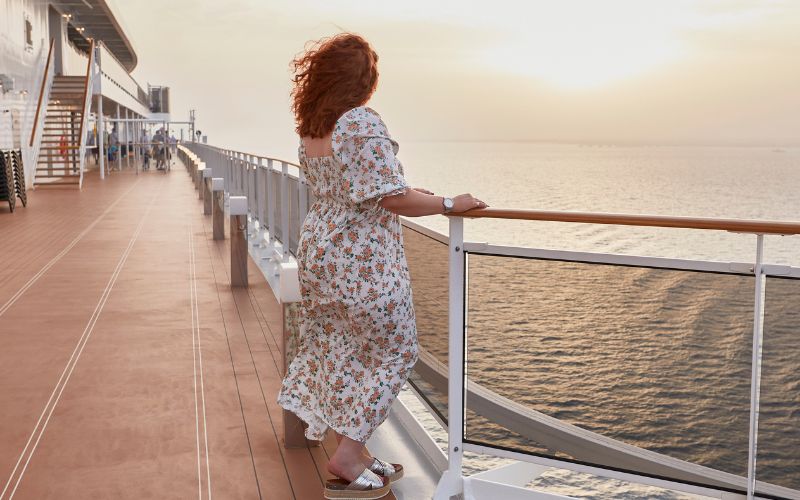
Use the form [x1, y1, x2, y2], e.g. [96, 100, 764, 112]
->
[277, 33, 486, 500]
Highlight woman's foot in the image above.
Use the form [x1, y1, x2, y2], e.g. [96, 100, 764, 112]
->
[328, 454, 371, 482]
[328, 436, 373, 482]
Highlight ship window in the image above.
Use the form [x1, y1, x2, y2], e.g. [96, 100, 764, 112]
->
[24, 17, 33, 48]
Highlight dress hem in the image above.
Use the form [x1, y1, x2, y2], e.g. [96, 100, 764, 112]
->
[277, 395, 371, 444]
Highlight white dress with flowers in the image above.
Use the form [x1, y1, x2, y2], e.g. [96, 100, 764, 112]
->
[278, 106, 419, 443]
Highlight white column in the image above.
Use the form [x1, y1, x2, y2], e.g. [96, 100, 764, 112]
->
[124, 108, 130, 169]
[97, 94, 105, 179]
[115, 104, 121, 171]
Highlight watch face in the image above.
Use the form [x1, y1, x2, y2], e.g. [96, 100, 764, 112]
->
[444, 198, 454, 210]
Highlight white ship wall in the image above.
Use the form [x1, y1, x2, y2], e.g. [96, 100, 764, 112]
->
[0, 0, 50, 153]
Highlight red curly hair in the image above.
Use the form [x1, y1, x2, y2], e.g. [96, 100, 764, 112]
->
[291, 34, 379, 138]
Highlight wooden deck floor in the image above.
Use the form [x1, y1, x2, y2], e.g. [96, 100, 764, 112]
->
[0, 163, 392, 499]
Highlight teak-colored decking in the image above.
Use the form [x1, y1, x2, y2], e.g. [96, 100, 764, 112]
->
[0, 163, 396, 499]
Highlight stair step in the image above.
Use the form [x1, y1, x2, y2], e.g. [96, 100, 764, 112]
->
[40, 145, 80, 149]
[34, 181, 81, 186]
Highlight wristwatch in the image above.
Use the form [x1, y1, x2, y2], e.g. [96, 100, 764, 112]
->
[442, 197, 454, 213]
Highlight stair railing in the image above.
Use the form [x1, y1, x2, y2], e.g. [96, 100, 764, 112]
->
[77, 40, 96, 189]
[28, 38, 56, 186]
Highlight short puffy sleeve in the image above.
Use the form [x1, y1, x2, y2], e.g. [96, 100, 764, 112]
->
[332, 107, 409, 204]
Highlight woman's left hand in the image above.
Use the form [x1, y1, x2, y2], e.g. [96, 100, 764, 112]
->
[413, 187, 434, 195]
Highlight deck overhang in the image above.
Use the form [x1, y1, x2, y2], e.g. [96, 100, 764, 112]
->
[54, 0, 138, 71]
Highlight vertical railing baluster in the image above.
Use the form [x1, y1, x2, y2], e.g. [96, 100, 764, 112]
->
[433, 216, 465, 500]
[267, 159, 276, 250]
[280, 161, 290, 262]
[746, 234, 766, 499]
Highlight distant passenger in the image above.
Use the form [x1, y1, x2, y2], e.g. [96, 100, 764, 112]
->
[109, 127, 119, 164]
[277, 33, 487, 499]
[152, 128, 167, 170]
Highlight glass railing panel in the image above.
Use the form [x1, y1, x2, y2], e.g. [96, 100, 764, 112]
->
[257, 166, 267, 228]
[402, 224, 450, 424]
[756, 275, 800, 494]
[270, 169, 283, 243]
[287, 176, 301, 255]
[464, 252, 756, 489]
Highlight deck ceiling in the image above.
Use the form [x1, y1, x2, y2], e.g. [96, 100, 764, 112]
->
[54, 0, 138, 71]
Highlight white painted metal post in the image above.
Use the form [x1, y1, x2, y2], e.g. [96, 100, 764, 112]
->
[115, 104, 121, 171]
[298, 167, 308, 220]
[266, 159, 275, 249]
[133, 113, 138, 173]
[95, 46, 105, 179]
[124, 108, 130, 169]
[433, 215, 466, 500]
[256, 157, 266, 247]
[746, 234, 766, 499]
[280, 161, 290, 262]
[97, 95, 105, 179]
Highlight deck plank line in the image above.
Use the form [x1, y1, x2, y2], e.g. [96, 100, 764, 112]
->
[189, 223, 213, 500]
[196, 223, 265, 500]
[197, 220, 301, 499]
[1, 176, 164, 500]
[0, 177, 143, 318]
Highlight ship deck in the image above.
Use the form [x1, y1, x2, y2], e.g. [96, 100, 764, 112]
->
[0, 162, 400, 499]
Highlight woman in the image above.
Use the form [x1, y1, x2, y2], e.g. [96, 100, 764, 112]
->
[278, 33, 486, 499]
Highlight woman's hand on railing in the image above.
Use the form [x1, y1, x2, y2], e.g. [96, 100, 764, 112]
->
[379, 189, 487, 217]
[452, 193, 488, 213]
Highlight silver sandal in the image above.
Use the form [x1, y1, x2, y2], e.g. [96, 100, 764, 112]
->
[324, 468, 391, 500]
[369, 457, 404, 482]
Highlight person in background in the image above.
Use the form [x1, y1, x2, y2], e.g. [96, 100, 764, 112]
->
[87, 126, 97, 165]
[109, 126, 119, 166]
[152, 128, 166, 170]
[140, 128, 151, 170]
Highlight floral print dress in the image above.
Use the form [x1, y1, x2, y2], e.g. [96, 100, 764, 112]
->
[278, 106, 419, 443]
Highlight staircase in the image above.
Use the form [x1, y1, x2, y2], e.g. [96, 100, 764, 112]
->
[35, 75, 87, 186]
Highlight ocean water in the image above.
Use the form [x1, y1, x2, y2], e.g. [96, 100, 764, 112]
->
[399, 142, 800, 265]
[395, 142, 800, 498]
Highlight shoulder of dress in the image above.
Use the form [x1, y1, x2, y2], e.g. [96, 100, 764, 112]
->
[333, 106, 390, 143]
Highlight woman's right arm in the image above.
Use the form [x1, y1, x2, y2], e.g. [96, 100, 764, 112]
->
[379, 190, 487, 217]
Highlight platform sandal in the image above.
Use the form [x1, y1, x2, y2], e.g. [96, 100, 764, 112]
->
[324, 468, 391, 500]
[368, 457, 404, 482]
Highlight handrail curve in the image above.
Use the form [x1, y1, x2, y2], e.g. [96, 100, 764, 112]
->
[77, 40, 96, 189]
[29, 38, 55, 147]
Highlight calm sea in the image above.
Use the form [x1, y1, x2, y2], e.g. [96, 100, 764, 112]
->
[394, 142, 800, 499]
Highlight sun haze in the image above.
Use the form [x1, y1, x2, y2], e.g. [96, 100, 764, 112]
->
[116, 0, 800, 159]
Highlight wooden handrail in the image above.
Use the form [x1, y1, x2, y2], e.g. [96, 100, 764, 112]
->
[454, 208, 800, 235]
[29, 38, 55, 147]
[76, 40, 96, 157]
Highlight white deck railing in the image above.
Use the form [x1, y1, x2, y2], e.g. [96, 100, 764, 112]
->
[183, 141, 800, 500]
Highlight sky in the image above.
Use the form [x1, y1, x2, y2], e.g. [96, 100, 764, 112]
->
[114, 0, 800, 160]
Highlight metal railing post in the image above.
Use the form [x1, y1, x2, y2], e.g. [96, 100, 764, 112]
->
[298, 167, 308, 221]
[256, 157, 266, 248]
[211, 177, 225, 240]
[433, 216, 466, 500]
[266, 159, 276, 249]
[229, 196, 249, 287]
[746, 234, 766, 499]
[280, 161, 290, 262]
